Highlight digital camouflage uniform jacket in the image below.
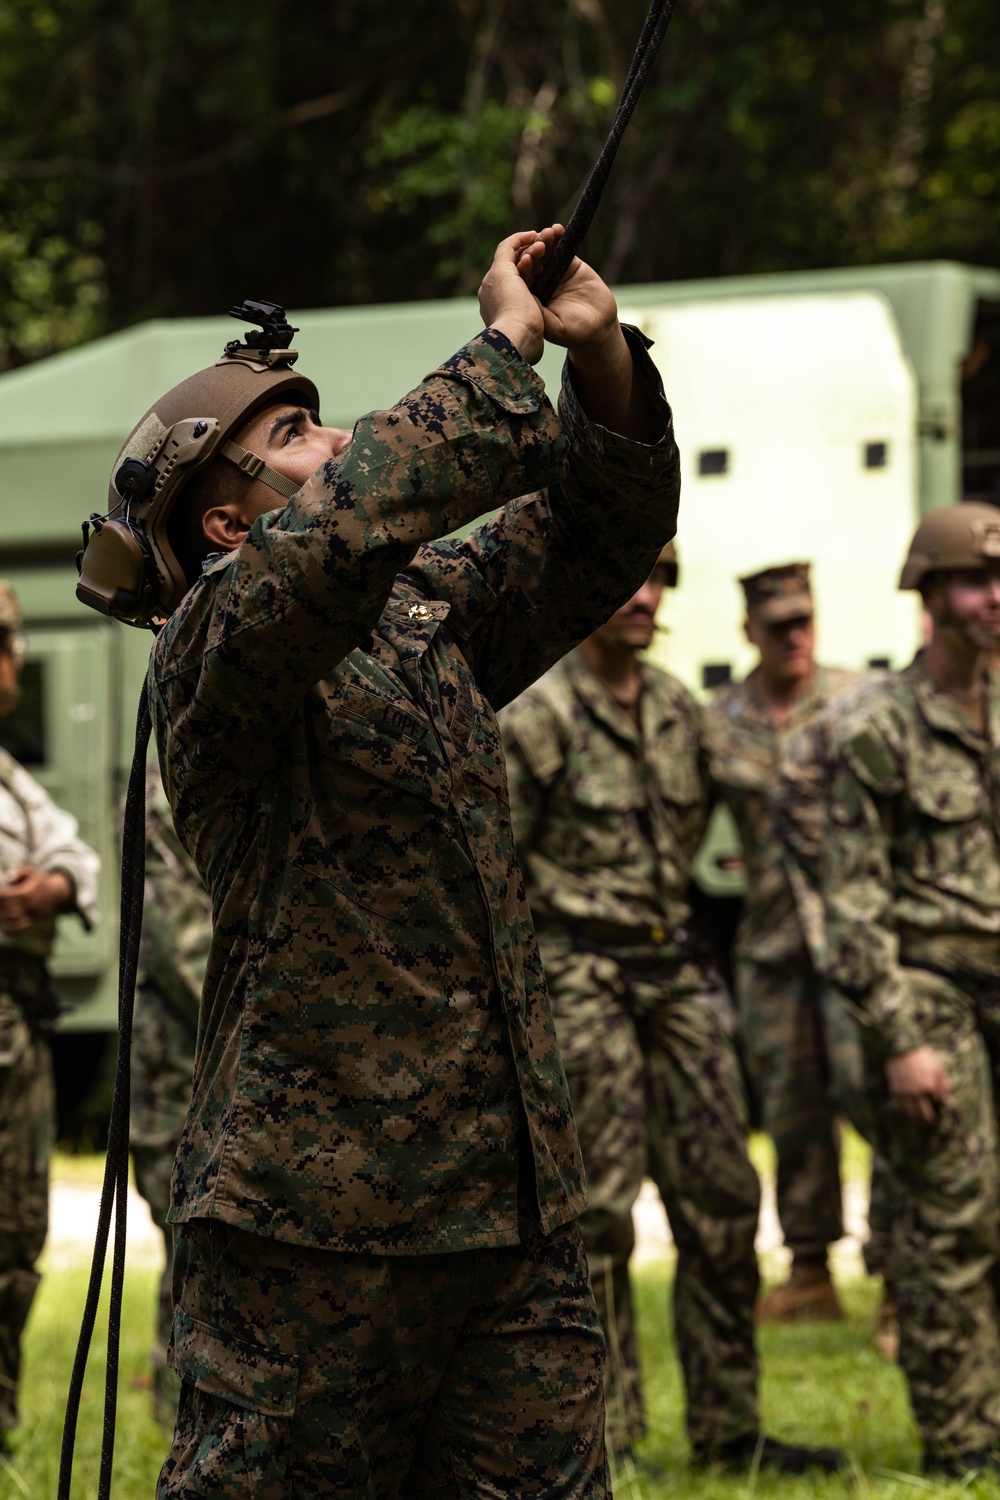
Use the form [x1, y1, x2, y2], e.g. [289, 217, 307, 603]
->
[704, 666, 859, 964]
[824, 655, 1000, 1055]
[773, 676, 883, 975]
[500, 651, 707, 947]
[149, 327, 679, 1256]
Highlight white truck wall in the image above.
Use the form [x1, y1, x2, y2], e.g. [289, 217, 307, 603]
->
[618, 292, 922, 693]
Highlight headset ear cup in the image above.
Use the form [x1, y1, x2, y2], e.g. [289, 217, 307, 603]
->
[76, 519, 157, 621]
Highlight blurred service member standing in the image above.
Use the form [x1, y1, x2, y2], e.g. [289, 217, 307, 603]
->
[704, 563, 858, 1320]
[501, 547, 841, 1477]
[0, 579, 99, 1447]
[825, 505, 1000, 1479]
[130, 763, 204, 1422]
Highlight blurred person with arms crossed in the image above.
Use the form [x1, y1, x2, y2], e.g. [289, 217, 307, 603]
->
[0, 580, 99, 1448]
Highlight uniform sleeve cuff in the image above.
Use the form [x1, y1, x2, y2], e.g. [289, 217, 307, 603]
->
[558, 324, 673, 466]
[435, 329, 550, 416]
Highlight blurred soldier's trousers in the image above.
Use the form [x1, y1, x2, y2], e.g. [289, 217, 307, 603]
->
[868, 966, 1000, 1465]
[736, 956, 892, 1274]
[0, 986, 53, 1437]
[158, 1216, 609, 1499]
[539, 930, 761, 1456]
[130, 980, 196, 1423]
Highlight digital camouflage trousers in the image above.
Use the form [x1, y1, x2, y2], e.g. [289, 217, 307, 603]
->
[736, 956, 892, 1274]
[868, 968, 1000, 1465]
[159, 1215, 609, 1499]
[540, 931, 761, 1455]
[0, 987, 54, 1436]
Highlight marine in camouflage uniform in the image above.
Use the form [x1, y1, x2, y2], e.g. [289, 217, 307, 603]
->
[824, 504, 1000, 1476]
[774, 678, 898, 1336]
[0, 580, 99, 1445]
[501, 555, 841, 1476]
[147, 239, 679, 1496]
[130, 763, 204, 1421]
[704, 562, 859, 1317]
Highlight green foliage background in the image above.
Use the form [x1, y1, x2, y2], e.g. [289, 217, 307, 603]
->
[0, 0, 998, 370]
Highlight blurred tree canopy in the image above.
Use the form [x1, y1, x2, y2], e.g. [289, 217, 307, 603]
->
[0, 0, 998, 369]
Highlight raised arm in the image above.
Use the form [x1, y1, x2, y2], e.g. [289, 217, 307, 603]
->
[403, 324, 677, 709]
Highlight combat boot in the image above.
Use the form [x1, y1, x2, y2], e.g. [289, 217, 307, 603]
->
[756, 1259, 844, 1323]
[692, 1432, 844, 1475]
[925, 1451, 1000, 1481]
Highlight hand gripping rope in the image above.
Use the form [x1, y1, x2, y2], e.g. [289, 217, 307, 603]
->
[57, 2, 676, 1493]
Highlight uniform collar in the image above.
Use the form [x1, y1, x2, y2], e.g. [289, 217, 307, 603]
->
[907, 652, 1000, 752]
[738, 663, 833, 731]
[564, 649, 677, 744]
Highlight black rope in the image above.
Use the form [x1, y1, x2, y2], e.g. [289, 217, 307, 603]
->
[58, 677, 151, 1500]
[534, 0, 679, 305]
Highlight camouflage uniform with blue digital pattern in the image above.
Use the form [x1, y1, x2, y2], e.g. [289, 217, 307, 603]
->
[130, 763, 205, 1420]
[151, 325, 679, 1497]
[825, 653, 1000, 1464]
[501, 649, 762, 1458]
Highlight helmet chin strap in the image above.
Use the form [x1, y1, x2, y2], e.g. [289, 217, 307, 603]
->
[220, 438, 300, 499]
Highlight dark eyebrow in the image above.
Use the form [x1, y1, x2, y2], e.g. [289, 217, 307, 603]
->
[267, 408, 308, 445]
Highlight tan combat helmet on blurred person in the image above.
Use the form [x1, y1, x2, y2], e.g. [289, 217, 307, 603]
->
[899, 502, 1000, 590]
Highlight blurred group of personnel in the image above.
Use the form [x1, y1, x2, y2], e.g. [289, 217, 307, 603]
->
[501, 500, 1000, 1482]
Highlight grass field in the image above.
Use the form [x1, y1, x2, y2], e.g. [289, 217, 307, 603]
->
[6, 1150, 1000, 1499]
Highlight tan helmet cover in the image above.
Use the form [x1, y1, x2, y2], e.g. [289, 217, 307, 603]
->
[79, 347, 319, 624]
[899, 503, 1000, 589]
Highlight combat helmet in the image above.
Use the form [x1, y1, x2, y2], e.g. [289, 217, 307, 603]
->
[899, 502, 1000, 589]
[76, 300, 320, 628]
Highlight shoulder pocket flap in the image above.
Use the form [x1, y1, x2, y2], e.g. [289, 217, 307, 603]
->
[170, 1307, 298, 1417]
[843, 728, 903, 796]
[908, 769, 985, 822]
[654, 758, 702, 807]
[512, 715, 564, 787]
[567, 768, 640, 810]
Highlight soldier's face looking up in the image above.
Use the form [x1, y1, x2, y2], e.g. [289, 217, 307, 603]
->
[238, 403, 354, 495]
[590, 571, 666, 652]
[199, 403, 356, 554]
[745, 611, 815, 688]
[0, 637, 22, 717]
[923, 565, 1000, 651]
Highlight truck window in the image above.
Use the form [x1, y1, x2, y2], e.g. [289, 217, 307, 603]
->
[962, 299, 1000, 502]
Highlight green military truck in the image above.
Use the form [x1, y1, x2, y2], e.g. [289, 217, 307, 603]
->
[0, 262, 997, 1061]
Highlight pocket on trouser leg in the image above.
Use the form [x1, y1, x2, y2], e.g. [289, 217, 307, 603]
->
[158, 1308, 297, 1500]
